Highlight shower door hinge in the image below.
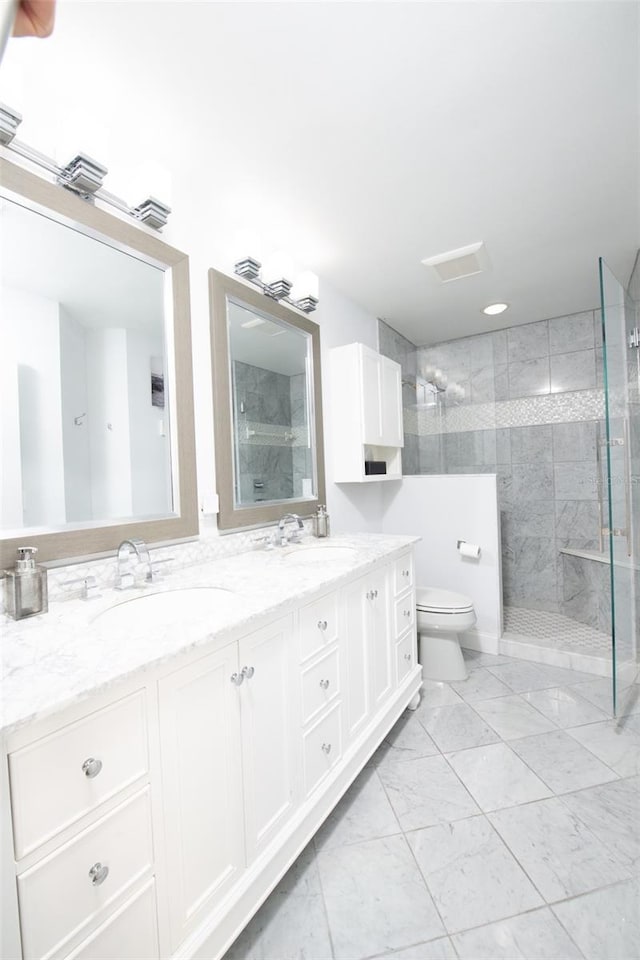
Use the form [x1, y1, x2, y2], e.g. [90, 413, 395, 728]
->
[599, 437, 625, 447]
[601, 527, 627, 538]
[630, 327, 640, 349]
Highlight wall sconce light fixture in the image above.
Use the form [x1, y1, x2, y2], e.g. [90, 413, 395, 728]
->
[233, 247, 319, 314]
[0, 103, 171, 231]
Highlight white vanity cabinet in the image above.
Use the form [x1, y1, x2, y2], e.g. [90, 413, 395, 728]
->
[330, 343, 404, 482]
[4, 689, 157, 960]
[2, 544, 420, 960]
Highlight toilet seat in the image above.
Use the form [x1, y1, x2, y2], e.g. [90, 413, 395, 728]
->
[416, 587, 474, 615]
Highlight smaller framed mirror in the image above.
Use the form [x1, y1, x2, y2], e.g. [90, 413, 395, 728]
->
[209, 269, 326, 531]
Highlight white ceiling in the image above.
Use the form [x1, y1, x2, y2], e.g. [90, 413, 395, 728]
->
[4, 1, 639, 347]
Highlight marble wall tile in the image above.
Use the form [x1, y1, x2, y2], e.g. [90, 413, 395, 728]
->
[510, 425, 553, 463]
[560, 554, 604, 628]
[554, 461, 598, 501]
[506, 536, 559, 607]
[490, 329, 509, 365]
[418, 434, 443, 473]
[512, 463, 554, 501]
[507, 320, 549, 362]
[494, 363, 509, 401]
[551, 420, 597, 461]
[550, 349, 596, 393]
[508, 357, 551, 398]
[555, 500, 600, 542]
[548, 311, 595, 355]
[501, 502, 555, 540]
[379, 319, 418, 378]
[495, 428, 511, 463]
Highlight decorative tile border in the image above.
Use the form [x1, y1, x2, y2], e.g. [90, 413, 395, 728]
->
[404, 388, 607, 436]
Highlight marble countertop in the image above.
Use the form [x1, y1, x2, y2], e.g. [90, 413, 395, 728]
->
[1, 533, 417, 737]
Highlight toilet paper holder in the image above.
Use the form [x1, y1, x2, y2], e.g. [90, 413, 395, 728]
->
[457, 539, 481, 559]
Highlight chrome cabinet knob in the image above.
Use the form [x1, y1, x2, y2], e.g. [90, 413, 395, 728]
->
[88, 862, 109, 886]
[319, 678, 330, 690]
[82, 757, 103, 779]
[321, 742, 332, 754]
[317, 620, 328, 631]
[241, 665, 255, 680]
[230, 672, 244, 686]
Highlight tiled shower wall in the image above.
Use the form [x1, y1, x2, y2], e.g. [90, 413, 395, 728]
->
[379, 312, 610, 627]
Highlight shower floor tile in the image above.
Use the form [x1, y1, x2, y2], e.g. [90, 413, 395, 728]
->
[503, 606, 611, 656]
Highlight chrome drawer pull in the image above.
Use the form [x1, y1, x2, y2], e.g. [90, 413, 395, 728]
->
[403, 609, 411, 617]
[241, 665, 255, 679]
[230, 672, 244, 686]
[88, 862, 109, 886]
[404, 653, 412, 662]
[366, 589, 378, 600]
[319, 678, 330, 690]
[317, 620, 328, 631]
[403, 569, 410, 577]
[321, 742, 332, 754]
[82, 757, 103, 779]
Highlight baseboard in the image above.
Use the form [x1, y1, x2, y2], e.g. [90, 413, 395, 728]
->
[460, 628, 500, 655]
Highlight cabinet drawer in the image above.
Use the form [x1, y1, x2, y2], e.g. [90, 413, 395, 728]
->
[393, 554, 414, 595]
[301, 648, 340, 725]
[64, 879, 159, 960]
[303, 704, 342, 797]
[396, 631, 416, 684]
[298, 592, 339, 662]
[18, 788, 153, 960]
[10, 691, 148, 859]
[394, 592, 415, 638]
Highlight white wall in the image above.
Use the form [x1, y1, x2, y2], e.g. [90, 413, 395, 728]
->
[1, 287, 66, 528]
[381, 475, 503, 651]
[59, 309, 92, 522]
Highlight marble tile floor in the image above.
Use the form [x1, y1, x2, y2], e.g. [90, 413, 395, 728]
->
[223, 650, 639, 960]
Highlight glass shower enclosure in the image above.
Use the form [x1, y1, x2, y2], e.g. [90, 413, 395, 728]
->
[599, 256, 640, 717]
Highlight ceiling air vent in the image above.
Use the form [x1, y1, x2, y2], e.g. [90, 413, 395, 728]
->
[421, 241, 489, 283]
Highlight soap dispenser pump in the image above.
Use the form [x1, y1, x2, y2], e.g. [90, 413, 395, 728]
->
[313, 504, 330, 539]
[3, 547, 48, 620]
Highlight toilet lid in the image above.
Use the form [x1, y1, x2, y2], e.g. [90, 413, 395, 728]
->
[416, 587, 474, 614]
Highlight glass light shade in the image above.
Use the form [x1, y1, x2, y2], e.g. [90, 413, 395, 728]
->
[291, 270, 319, 302]
[261, 251, 294, 286]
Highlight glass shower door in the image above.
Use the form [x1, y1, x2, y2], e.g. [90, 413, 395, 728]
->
[599, 257, 639, 717]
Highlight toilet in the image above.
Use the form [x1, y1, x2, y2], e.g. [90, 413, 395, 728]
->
[416, 587, 476, 682]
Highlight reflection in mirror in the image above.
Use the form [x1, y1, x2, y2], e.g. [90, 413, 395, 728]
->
[209, 269, 325, 531]
[1, 197, 172, 531]
[228, 300, 314, 507]
[0, 158, 197, 567]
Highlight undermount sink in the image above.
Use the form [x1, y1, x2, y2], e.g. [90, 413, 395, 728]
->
[283, 545, 359, 564]
[93, 586, 236, 631]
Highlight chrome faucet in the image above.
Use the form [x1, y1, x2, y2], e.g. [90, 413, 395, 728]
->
[277, 513, 304, 547]
[115, 538, 153, 589]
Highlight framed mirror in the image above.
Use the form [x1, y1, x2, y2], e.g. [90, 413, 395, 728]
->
[0, 158, 198, 567]
[209, 268, 325, 531]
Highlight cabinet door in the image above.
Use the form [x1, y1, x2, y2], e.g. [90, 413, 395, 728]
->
[380, 356, 404, 447]
[158, 645, 244, 951]
[239, 617, 300, 862]
[368, 567, 393, 710]
[361, 347, 382, 444]
[340, 577, 371, 742]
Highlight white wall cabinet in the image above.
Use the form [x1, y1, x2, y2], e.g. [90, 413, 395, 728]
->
[2, 549, 419, 960]
[330, 342, 404, 482]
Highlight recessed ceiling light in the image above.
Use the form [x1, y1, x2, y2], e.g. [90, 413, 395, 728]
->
[482, 302, 509, 316]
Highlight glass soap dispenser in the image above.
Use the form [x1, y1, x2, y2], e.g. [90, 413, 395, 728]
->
[3, 546, 48, 620]
[313, 504, 330, 538]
